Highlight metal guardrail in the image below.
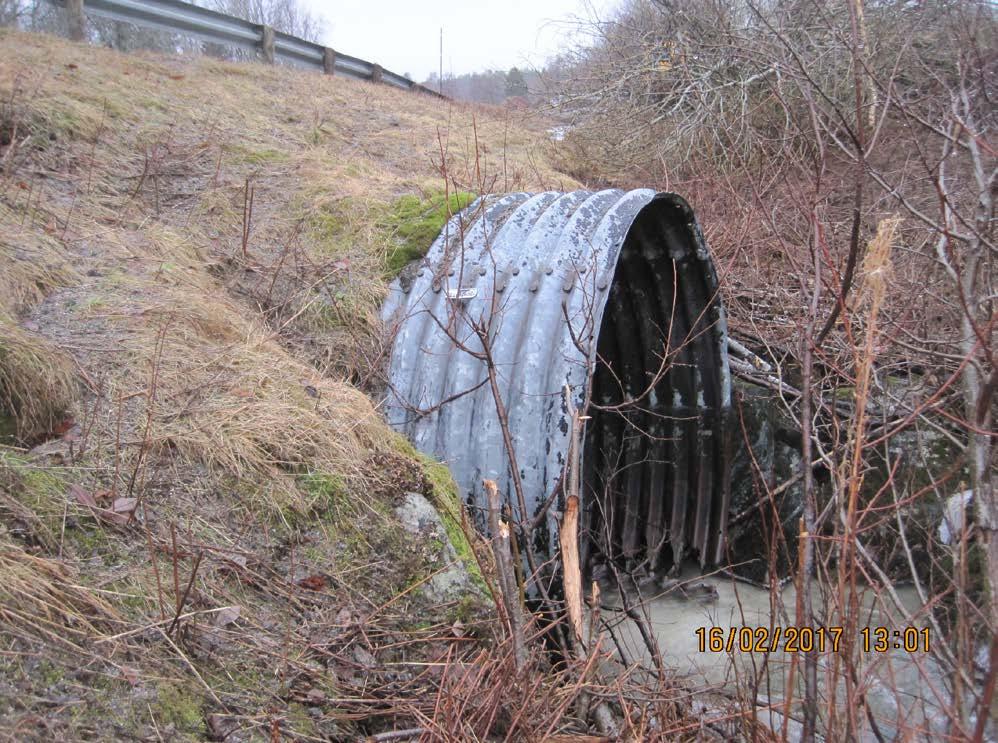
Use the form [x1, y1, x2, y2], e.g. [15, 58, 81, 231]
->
[47, 0, 446, 98]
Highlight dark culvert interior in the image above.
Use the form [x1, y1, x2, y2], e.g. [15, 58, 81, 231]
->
[581, 198, 729, 579]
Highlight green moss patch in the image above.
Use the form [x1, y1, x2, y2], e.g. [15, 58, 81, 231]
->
[152, 682, 204, 736]
[298, 471, 349, 512]
[223, 142, 290, 165]
[381, 190, 476, 277]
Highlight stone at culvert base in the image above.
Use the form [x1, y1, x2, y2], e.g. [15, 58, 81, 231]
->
[725, 380, 804, 583]
[395, 492, 480, 605]
[864, 424, 965, 581]
[723, 374, 965, 585]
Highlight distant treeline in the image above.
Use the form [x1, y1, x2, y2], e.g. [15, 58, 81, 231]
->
[421, 66, 545, 106]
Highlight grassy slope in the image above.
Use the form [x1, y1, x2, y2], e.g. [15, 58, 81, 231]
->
[0, 29, 577, 740]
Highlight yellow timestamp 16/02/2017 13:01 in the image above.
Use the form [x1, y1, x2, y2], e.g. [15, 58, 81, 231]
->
[695, 626, 930, 654]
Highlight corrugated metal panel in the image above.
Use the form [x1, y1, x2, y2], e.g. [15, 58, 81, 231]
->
[382, 189, 731, 575]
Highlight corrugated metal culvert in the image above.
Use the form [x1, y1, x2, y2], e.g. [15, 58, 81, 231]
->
[382, 189, 731, 579]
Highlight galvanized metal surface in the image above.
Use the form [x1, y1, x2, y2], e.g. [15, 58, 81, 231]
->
[382, 190, 732, 574]
[83, 0, 258, 47]
[46, 0, 445, 97]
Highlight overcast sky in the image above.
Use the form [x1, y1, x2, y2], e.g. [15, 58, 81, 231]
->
[299, 0, 617, 81]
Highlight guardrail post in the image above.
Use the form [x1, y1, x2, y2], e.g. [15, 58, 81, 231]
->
[371, 64, 383, 84]
[260, 25, 275, 64]
[66, 0, 86, 41]
[323, 48, 336, 75]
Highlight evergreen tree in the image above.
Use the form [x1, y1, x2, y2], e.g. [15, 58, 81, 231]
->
[505, 67, 528, 98]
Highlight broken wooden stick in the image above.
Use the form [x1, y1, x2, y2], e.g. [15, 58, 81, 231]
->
[563, 386, 620, 738]
[484, 478, 528, 670]
[560, 494, 584, 645]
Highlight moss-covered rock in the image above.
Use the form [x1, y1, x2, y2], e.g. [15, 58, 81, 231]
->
[395, 490, 481, 604]
[390, 435, 486, 589]
[725, 380, 804, 582]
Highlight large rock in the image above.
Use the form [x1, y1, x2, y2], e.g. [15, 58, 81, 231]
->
[725, 380, 804, 582]
[724, 375, 965, 584]
[395, 492, 480, 605]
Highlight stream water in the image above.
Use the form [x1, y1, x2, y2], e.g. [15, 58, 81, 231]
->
[595, 564, 993, 741]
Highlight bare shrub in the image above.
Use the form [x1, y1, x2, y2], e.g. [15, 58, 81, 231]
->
[551, 0, 995, 738]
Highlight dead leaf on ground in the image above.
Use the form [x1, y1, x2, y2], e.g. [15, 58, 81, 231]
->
[68, 485, 134, 525]
[119, 665, 140, 686]
[352, 645, 376, 669]
[52, 417, 76, 436]
[206, 713, 235, 742]
[304, 688, 325, 705]
[69, 484, 97, 508]
[214, 605, 241, 628]
[220, 554, 248, 570]
[298, 574, 326, 591]
[112, 497, 137, 515]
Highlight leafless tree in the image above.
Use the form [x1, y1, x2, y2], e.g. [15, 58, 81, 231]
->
[203, 0, 323, 43]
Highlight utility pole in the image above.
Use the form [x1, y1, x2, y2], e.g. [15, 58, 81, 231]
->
[439, 27, 443, 95]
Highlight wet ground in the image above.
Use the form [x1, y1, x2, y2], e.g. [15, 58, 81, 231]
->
[593, 563, 993, 741]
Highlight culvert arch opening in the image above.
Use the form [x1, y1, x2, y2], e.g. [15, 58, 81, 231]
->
[382, 189, 731, 584]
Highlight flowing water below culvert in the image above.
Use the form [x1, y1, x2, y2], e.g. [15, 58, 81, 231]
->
[592, 564, 993, 741]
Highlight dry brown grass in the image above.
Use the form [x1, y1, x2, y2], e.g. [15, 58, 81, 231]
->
[0, 538, 117, 649]
[0, 23, 573, 479]
[0, 318, 77, 442]
[0, 208, 77, 315]
[0, 26, 586, 740]
[0, 201, 79, 440]
[148, 311, 393, 508]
